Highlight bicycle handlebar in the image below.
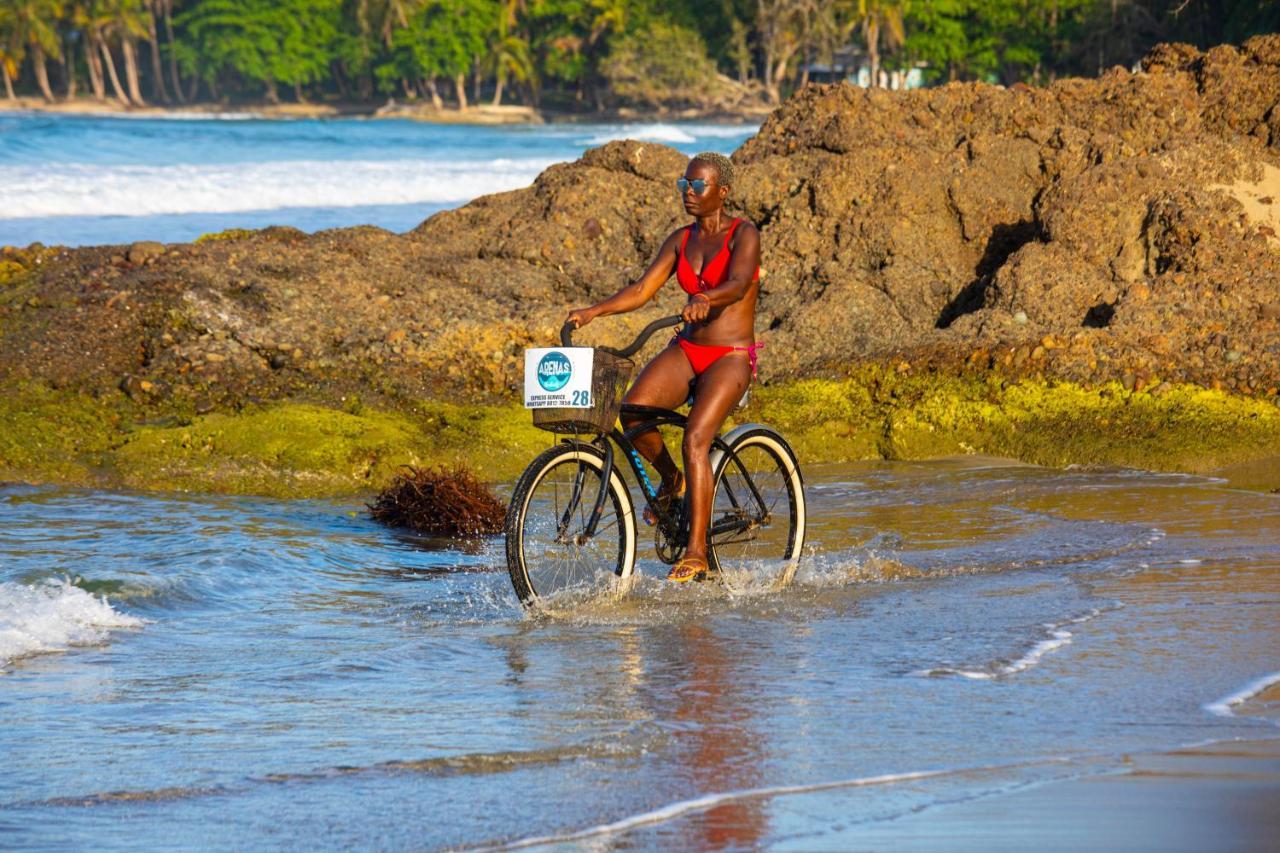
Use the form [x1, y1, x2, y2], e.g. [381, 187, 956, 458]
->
[559, 315, 683, 358]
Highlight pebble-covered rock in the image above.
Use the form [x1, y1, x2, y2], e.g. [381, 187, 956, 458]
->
[1, 37, 1278, 410]
[127, 241, 165, 265]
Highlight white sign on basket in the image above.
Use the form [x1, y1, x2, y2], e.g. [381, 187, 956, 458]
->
[523, 347, 595, 408]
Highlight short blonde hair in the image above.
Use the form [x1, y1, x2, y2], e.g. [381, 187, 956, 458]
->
[690, 152, 734, 188]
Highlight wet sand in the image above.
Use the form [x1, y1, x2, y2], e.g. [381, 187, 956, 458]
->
[1212, 453, 1280, 494]
[4, 461, 1277, 849]
[835, 738, 1280, 851]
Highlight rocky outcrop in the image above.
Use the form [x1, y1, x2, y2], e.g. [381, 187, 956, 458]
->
[2, 36, 1278, 418]
[730, 35, 1280, 392]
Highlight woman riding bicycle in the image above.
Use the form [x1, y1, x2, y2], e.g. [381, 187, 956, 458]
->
[565, 152, 762, 583]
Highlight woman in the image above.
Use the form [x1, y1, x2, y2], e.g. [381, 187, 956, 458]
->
[566, 151, 761, 583]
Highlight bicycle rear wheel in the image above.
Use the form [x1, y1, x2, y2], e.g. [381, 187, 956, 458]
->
[505, 443, 637, 607]
[707, 428, 805, 591]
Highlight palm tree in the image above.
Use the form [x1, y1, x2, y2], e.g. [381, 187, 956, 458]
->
[83, 0, 131, 105]
[0, 5, 24, 100]
[854, 0, 906, 88]
[489, 0, 531, 106]
[143, 0, 169, 101]
[65, 1, 105, 99]
[375, 0, 417, 48]
[9, 0, 65, 102]
[157, 0, 183, 101]
[101, 0, 149, 105]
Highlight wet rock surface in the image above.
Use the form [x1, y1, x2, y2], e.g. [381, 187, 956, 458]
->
[1, 37, 1278, 424]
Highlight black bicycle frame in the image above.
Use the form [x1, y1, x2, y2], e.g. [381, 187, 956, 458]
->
[570, 404, 764, 543]
[553, 314, 770, 545]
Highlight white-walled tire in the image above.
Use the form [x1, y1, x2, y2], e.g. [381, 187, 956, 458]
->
[707, 426, 806, 591]
[505, 444, 637, 607]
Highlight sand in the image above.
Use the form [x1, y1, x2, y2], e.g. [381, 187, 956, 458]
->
[820, 738, 1280, 850]
[0, 96, 342, 119]
[0, 96, 544, 124]
[1211, 454, 1280, 493]
[1211, 163, 1280, 250]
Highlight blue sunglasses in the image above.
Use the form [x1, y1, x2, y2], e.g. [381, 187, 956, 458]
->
[677, 178, 711, 194]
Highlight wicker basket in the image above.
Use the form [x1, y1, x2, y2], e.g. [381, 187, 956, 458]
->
[532, 349, 634, 434]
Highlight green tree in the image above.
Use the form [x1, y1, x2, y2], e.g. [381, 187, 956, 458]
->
[156, 0, 186, 101]
[755, 0, 805, 103]
[175, 0, 340, 102]
[902, 0, 970, 81]
[522, 0, 628, 106]
[141, 0, 170, 102]
[82, 0, 135, 105]
[488, 0, 532, 105]
[0, 3, 25, 99]
[853, 0, 907, 87]
[377, 0, 489, 106]
[905, 0, 1087, 84]
[600, 17, 719, 107]
[101, 0, 152, 105]
[4, 0, 64, 101]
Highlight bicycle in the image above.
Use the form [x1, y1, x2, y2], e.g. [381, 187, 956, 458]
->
[504, 315, 806, 607]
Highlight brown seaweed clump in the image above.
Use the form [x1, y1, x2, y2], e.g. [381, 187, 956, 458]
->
[368, 465, 505, 535]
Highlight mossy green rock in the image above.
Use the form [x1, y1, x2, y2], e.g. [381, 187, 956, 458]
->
[112, 402, 548, 497]
[3, 371, 1278, 497]
[748, 371, 1280, 474]
[0, 383, 123, 482]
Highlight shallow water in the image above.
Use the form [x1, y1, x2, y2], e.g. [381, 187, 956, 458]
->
[0, 114, 756, 247]
[2, 457, 1278, 848]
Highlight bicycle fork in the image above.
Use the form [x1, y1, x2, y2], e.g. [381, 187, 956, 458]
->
[556, 439, 617, 545]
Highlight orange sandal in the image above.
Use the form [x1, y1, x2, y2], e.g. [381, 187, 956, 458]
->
[667, 556, 708, 583]
[643, 471, 685, 527]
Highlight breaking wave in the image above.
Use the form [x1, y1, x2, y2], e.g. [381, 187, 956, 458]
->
[0, 578, 144, 668]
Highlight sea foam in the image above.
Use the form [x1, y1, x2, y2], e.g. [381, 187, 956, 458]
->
[915, 609, 1104, 680]
[0, 157, 557, 219]
[583, 123, 698, 145]
[581, 122, 756, 146]
[0, 579, 144, 668]
[1205, 671, 1280, 719]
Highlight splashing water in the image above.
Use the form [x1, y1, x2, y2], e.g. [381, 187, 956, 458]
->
[2, 458, 1278, 848]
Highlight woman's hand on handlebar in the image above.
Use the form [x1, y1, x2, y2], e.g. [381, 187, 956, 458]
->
[681, 293, 711, 324]
[565, 307, 597, 329]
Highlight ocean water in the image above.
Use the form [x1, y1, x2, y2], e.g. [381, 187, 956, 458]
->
[0, 113, 756, 248]
[2, 458, 1278, 848]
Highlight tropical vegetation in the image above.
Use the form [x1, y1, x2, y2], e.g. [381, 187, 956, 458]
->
[0, 0, 1274, 110]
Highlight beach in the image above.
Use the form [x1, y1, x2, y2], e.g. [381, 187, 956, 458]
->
[818, 739, 1280, 850]
[2, 458, 1278, 848]
[2, 36, 1280, 849]
[0, 94, 776, 126]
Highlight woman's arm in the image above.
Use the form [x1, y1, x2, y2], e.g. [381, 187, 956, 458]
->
[566, 229, 682, 328]
[680, 223, 760, 323]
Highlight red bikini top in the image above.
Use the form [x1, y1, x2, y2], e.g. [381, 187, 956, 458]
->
[676, 218, 760, 295]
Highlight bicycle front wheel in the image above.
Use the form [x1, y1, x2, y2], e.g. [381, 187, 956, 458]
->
[505, 443, 637, 607]
[708, 428, 806, 591]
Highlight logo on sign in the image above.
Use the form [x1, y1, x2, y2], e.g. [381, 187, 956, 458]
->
[536, 351, 573, 392]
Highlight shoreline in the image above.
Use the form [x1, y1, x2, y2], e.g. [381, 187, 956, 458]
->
[833, 737, 1280, 850]
[0, 95, 773, 125]
[2, 372, 1279, 499]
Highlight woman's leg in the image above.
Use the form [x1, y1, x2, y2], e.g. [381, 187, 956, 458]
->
[621, 342, 695, 491]
[680, 352, 751, 570]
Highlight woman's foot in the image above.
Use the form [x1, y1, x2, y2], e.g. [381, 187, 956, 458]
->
[667, 555, 708, 583]
[643, 470, 685, 526]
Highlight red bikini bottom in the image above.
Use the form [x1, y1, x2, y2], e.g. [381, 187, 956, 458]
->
[676, 337, 762, 378]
